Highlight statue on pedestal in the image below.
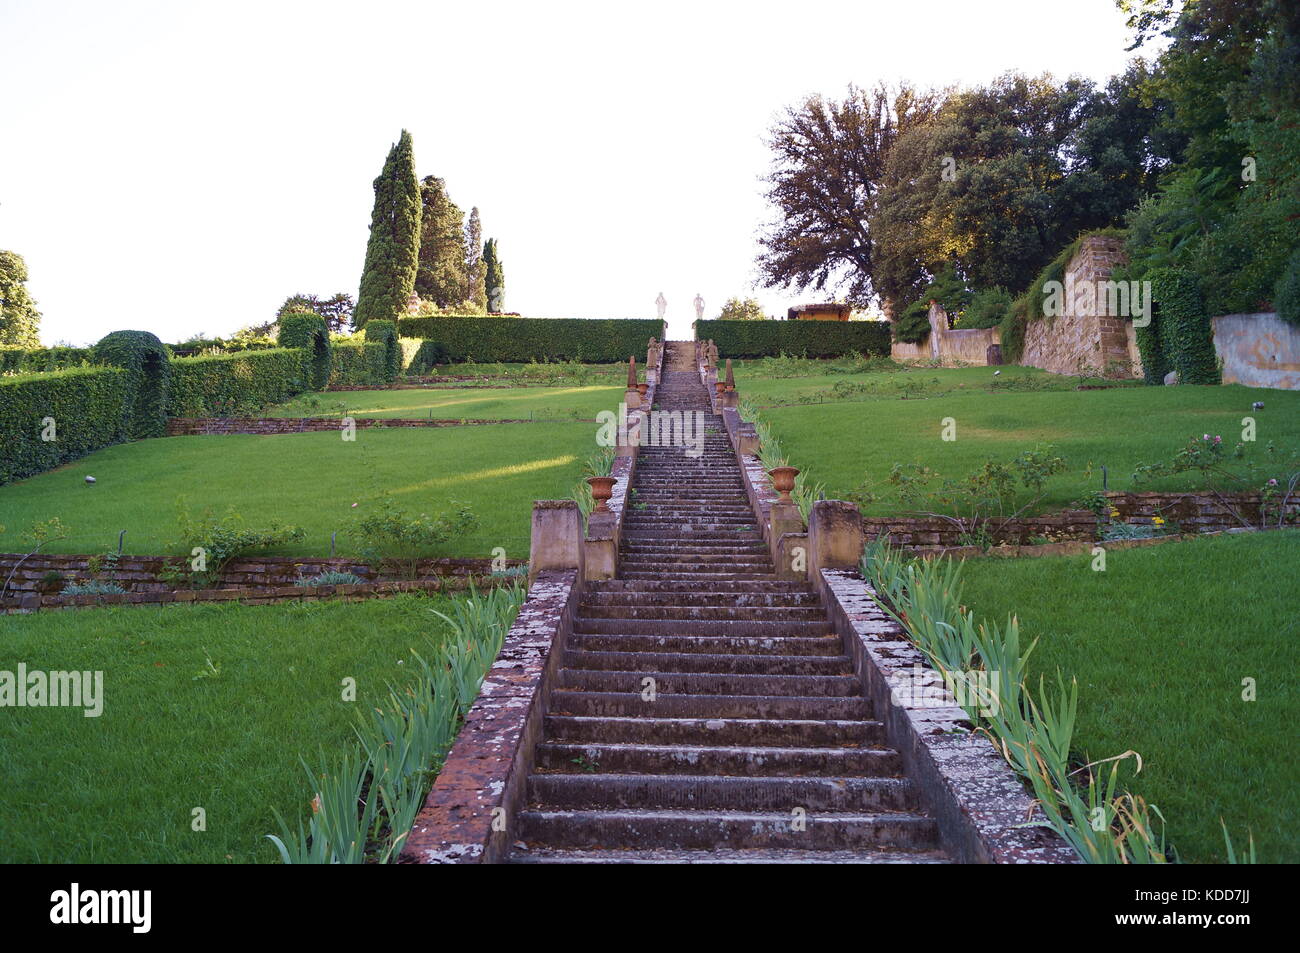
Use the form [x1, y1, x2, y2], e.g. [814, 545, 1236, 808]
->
[655, 292, 667, 320]
[694, 294, 705, 320]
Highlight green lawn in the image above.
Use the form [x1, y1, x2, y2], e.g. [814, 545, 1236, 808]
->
[0, 595, 458, 862]
[747, 374, 1300, 514]
[958, 531, 1300, 863]
[0, 422, 601, 558]
[270, 382, 625, 420]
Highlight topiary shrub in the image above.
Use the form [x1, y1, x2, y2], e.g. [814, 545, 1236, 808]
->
[700, 319, 891, 358]
[407, 340, 448, 374]
[278, 313, 332, 390]
[362, 319, 401, 382]
[329, 341, 388, 387]
[93, 330, 173, 438]
[0, 366, 129, 484]
[1149, 267, 1219, 385]
[1273, 247, 1300, 327]
[397, 316, 665, 363]
[166, 348, 305, 416]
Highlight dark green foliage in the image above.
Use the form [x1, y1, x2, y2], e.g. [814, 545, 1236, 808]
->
[999, 298, 1030, 365]
[397, 317, 665, 363]
[276, 293, 355, 333]
[0, 346, 94, 374]
[406, 340, 448, 374]
[892, 300, 932, 344]
[1275, 248, 1300, 326]
[277, 313, 332, 390]
[1149, 267, 1220, 385]
[362, 320, 401, 381]
[329, 341, 389, 387]
[0, 367, 128, 484]
[699, 319, 891, 358]
[1133, 304, 1169, 386]
[167, 349, 306, 417]
[959, 288, 1013, 330]
[415, 175, 468, 308]
[483, 238, 504, 312]
[356, 131, 422, 328]
[93, 331, 173, 439]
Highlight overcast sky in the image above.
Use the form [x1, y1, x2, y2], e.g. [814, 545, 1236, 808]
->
[1, 0, 1144, 344]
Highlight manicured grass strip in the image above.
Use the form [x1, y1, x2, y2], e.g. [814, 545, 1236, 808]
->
[0, 595, 459, 863]
[959, 531, 1300, 863]
[758, 382, 1300, 514]
[0, 422, 604, 558]
[268, 383, 625, 420]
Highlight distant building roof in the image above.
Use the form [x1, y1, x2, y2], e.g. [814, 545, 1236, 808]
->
[786, 303, 852, 320]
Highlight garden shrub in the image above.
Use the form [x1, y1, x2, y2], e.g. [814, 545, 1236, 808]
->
[699, 319, 891, 358]
[406, 340, 448, 374]
[998, 297, 1030, 364]
[94, 330, 173, 439]
[0, 346, 94, 374]
[170, 505, 306, 587]
[1149, 267, 1220, 385]
[396, 316, 664, 363]
[0, 366, 128, 484]
[329, 341, 388, 387]
[167, 348, 305, 417]
[351, 496, 479, 579]
[278, 312, 332, 390]
[362, 319, 401, 382]
[1274, 247, 1300, 327]
[892, 300, 932, 344]
[958, 287, 1013, 330]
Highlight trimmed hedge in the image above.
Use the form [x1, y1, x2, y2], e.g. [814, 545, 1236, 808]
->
[396, 316, 665, 363]
[94, 330, 173, 439]
[278, 313, 332, 390]
[0, 367, 129, 484]
[167, 348, 306, 417]
[0, 346, 96, 374]
[329, 341, 389, 387]
[363, 319, 401, 382]
[697, 319, 891, 358]
[1149, 267, 1220, 385]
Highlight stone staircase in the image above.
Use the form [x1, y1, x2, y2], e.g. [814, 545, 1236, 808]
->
[508, 343, 949, 863]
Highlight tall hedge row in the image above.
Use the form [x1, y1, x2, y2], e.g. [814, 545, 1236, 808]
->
[696, 320, 892, 358]
[395, 316, 665, 363]
[0, 346, 96, 374]
[0, 367, 129, 485]
[167, 348, 305, 417]
[329, 341, 389, 387]
[1144, 268, 1220, 385]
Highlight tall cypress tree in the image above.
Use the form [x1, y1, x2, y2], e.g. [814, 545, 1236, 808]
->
[464, 207, 486, 310]
[483, 238, 505, 313]
[415, 175, 467, 307]
[355, 130, 421, 328]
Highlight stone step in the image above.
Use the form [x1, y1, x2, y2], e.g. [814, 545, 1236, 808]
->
[567, 633, 843, 657]
[576, 605, 825, 622]
[547, 691, 873, 720]
[581, 591, 820, 607]
[563, 649, 853, 676]
[556, 668, 861, 697]
[570, 618, 827, 637]
[515, 808, 937, 851]
[535, 742, 899, 777]
[509, 846, 949, 864]
[618, 570, 781, 582]
[589, 579, 813, 593]
[541, 715, 883, 748]
[526, 772, 916, 812]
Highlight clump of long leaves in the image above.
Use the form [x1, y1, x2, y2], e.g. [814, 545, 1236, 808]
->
[573, 446, 616, 518]
[267, 583, 524, 864]
[737, 397, 821, 523]
[862, 538, 1174, 864]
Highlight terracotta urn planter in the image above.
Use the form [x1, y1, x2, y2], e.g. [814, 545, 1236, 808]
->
[586, 476, 618, 513]
[714, 380, 725, 397]
[769, 466, 799, 503]
[637, 382, 648, 399]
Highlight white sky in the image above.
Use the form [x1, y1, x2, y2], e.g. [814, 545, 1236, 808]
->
[1, 0, 1143, 345]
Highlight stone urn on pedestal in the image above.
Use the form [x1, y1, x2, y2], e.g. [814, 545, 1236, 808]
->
[586, 476, 618, 513]
[769, 466, 799, 503]
[637, 381, 648, 400]
[714, 380, 725, 398]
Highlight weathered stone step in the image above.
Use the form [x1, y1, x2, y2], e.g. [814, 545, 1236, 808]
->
[509, 846, 949, 864]
[515, 808, 936, 851]
[589, 579, 813, 594]
[619, 570, 781, 582]
[557, 668, 860, 697]
[535, 742, 899, 777]
[576, 605, 825, 622]
[568, 633, 842, 657]
[582, 591, 820, 607]
[563, 649, 853, 676]
[620, 542, 770, 555]
[570, 618, 827, 637]
[526, 772, 915, 812]
[542, 714, 883, 748]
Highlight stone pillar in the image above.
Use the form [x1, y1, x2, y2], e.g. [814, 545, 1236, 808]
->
[584, 510, 618, 581]
[770, 500, 803, 553]
[528, 500, 583, 587]
[624, 356, 641, 409]
[806, 499, 865, 580]
[737, 422, 759, 456]
[775, 532, 808, 580]
[616, 408, 643, 458]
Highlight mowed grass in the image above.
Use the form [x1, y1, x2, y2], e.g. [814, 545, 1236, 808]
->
[751, 379, 1300, 514]
[959, 531, 1300, 863]
[0, 594, 459, 863]
[0, 422, 602, 558]
[269, 382, 625, 420]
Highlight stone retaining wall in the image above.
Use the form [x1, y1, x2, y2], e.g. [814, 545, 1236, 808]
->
[0, 552, 520, 596]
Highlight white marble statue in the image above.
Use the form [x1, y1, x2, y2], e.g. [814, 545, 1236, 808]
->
[693, 293, 705, 320]
[655, 292, 667, 320]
